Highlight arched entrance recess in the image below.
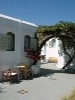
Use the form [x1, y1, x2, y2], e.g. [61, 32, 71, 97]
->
[36, 21, 75, 69]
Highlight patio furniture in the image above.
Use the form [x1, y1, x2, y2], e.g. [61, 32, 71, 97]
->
[2, 69, 11, 83]
[14, 65, 25, 81]
[2, 69, 18, 83]
[10, 69, 18, 83]
[40, 55, 45, 60]
[18, 63, 33, 79]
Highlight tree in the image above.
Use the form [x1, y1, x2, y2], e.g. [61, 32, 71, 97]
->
[36, 21, 75, 69]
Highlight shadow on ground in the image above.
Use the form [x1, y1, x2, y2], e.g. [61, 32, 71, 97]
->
[34, 68, 75, 78]
[1, 63, 75, 85]
[0, 87, 6, 93]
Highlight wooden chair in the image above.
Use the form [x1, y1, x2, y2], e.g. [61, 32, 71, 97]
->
[2, 69, 18, 83]
[18, 63, 33, 79]
[10, 69, 18, 83]
[2, 70, 11, 83]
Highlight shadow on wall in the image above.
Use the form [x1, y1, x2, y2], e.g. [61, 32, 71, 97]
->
[58, 40, 75, 69]
[64, 50, 75, 69]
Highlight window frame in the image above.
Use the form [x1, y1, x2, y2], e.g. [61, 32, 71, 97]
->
[6, 32, 15, 51]
[49, 39, 56, 48]
[24, 35, 31, 51]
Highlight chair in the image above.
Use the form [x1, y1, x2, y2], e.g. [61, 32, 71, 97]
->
[2, 65, 10, 83]
[18, 63, 33, 79]
[10, 69, 18, 83]
[2, 69, 11, 83]
[2, 68, 18, 83]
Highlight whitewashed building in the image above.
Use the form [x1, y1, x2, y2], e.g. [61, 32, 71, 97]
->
[0, 14, 75, 81]
[41, 38, 59, 63]
[41, 38, 75, 70]
[0, 14, 38, 80]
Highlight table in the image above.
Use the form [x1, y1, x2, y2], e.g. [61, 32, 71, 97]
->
[14, 66, 25, 81]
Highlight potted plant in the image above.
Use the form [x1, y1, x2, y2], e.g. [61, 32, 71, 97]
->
[25, 48, 41, 75]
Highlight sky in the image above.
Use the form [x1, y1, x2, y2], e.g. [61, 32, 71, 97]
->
[0, 0, 75, 26]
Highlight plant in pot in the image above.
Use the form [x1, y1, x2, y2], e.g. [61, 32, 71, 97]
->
[25, 48, 41, 65]
[25, 48, 41, 75]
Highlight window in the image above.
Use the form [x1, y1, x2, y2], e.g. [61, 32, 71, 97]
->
[24, 35, 31, 50]
[49, 39, 56, 48]
[6, 32, 15, 51]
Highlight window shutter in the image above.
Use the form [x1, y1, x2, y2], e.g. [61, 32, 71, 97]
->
[30, 39, 38, 51]
[0, 34, 8, 50]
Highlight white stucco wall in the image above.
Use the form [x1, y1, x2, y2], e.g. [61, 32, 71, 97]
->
[58, 40, 75, 69]
[41, 38, 59, 61]
[41, 38, 75, 69]
[0, 14, 37, 81]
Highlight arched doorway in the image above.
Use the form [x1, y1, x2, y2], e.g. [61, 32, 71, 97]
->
[36, 21, 75, 70]
[41, 38, 58, 63]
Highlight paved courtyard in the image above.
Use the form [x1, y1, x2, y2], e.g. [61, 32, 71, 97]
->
[0, 63, 75, 100]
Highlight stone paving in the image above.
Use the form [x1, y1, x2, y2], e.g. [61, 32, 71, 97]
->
[0, 63, 75, 100]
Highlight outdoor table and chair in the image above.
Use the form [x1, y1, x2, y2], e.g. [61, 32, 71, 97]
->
[2, 63, 33, 83]
[2, 69, 18, 83]
[40, 55, 45, 60]
[16, 63, 33, 80]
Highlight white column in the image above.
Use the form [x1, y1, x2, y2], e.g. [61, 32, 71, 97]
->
[57, 40, 65, 68]
[44, 43, 47, 62]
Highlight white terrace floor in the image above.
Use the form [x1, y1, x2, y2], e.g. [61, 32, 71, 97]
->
[0, 63, 75, 100]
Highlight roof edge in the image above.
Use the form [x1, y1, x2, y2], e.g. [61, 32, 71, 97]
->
[0, 14, 38, 27]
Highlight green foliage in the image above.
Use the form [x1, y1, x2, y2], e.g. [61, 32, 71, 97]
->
[36, 21, 75, 69]
[37, 21, 75, 49]
[37, 21, 75, 34]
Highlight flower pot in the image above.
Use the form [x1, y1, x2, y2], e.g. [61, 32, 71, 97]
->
[31, 60, 40, 75]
